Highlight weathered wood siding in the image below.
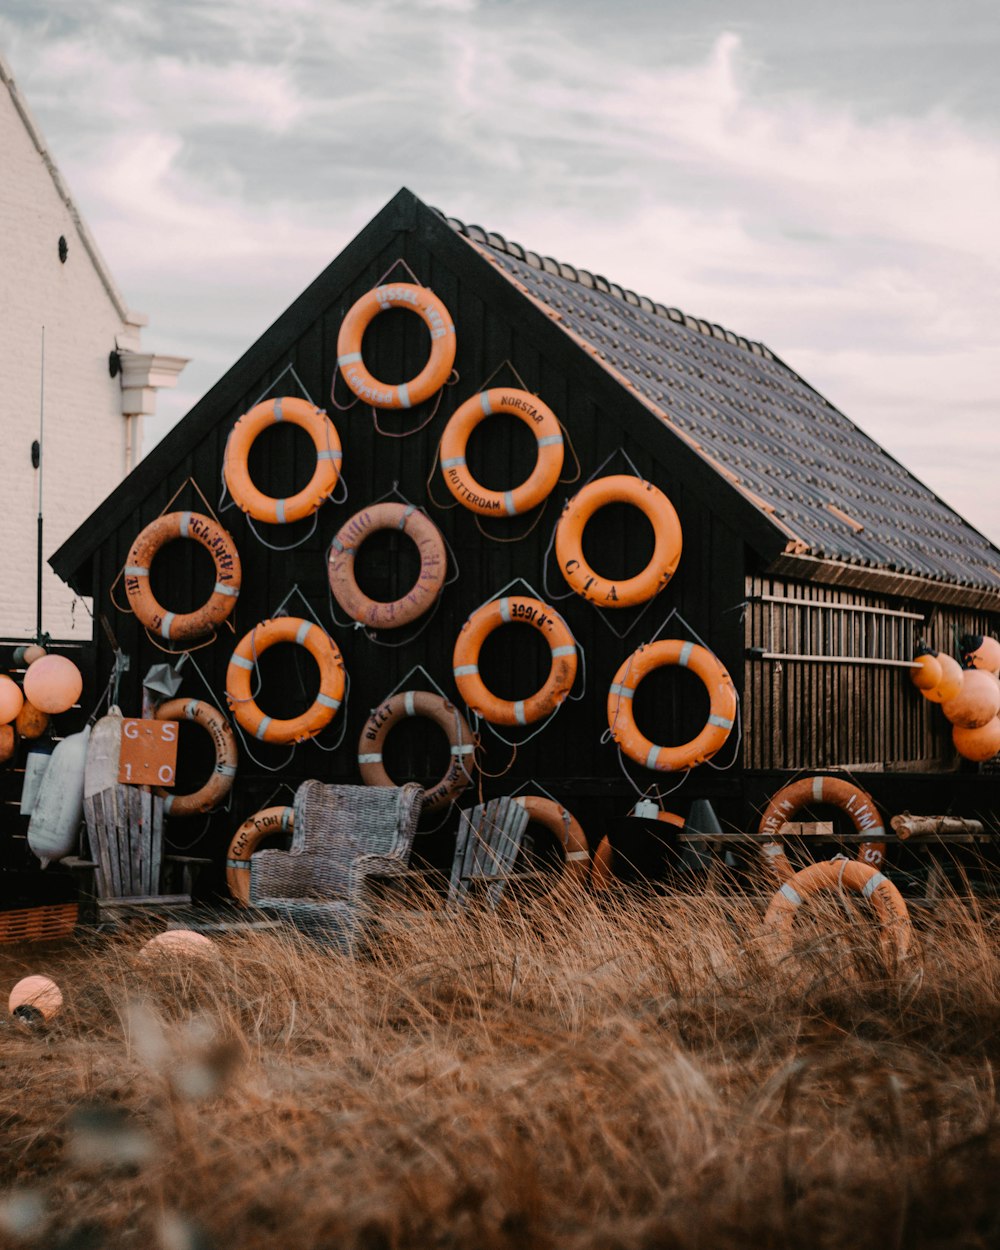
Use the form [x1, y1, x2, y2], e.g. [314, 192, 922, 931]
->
[743, 573, 1000, 771]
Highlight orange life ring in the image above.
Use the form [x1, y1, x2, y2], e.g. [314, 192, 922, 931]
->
[555, 476, 682, 608]
[757, 776, 887, 882]
[512, 796, 590, 885]
[223, 397, 342, 524]
[328, 503, 447, 630]
[763, 858, 913, 964]
[453, 596, 578, 727]
[226, 806, 293, 905]
[225, 617, 346, 744]
[336, 283, 456, 409]
[124, 512, 241, 640]
[591, 808, 684, 890]
[607, 641, 736, 771]
[439, 389, 564, 515]
[153, 699, 238, 816]
[358, 691, 476, 811]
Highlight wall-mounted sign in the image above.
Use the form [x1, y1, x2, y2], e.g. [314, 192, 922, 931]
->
[118, 719, 178, 787]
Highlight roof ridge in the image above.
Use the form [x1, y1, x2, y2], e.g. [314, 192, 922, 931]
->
[433, 207, 775, 363]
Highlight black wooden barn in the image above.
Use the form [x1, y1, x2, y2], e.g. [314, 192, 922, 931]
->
[46, 187, 1000, 890]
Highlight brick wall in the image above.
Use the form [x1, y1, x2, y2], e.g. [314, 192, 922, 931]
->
[0, 78, 140, 639]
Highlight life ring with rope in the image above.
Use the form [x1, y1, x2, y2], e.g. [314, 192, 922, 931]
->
[153, 699, 238, 816]
[757, 775, 887, 882]
[328, 503, 447, 630]
[336, 283, 456, 409]
[439, 389, 564, 515]
[358, 691, 476, 811]
[226, 806, 293, 905]
[607, 640, 736, 771]
[124, 512, 241, 641]
[225, 617, 345, 744]
[555, 475, 682, 607]
[452, 596, 577, 727]
[223, 397, 342, 524]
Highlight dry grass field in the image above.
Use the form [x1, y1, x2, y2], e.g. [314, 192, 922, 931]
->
[1, 879, 1000, 1250]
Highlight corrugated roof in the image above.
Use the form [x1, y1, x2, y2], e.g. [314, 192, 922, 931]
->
[439, 212, 1000, 596]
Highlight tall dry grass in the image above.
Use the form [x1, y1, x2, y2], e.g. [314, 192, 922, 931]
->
[1, 878, 1000, 1250]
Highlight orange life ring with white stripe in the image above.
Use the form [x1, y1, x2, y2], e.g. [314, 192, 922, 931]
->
[153, 699, 238, 817]
[328, 503, 447, 630]
[512, 796, 590, 885]
[763, 858, 913, 964]
[607, 640, 736, 771]
[757, 776, 887, 882]
[124, 512, 241, 640]
[453, 596, 577, 727]
[439, 389, 564, 515]
[591, 807, 684, 890]
[336, 283, 456, 409]
[556, 476, 682, 608]
[223, 397, 342, 524]
[358, 691, 476, 811]
[226, 805, 293, 905]
[225, 617, 345, 744]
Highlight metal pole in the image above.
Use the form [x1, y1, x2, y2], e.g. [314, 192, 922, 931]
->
[36, 326, 45, 641]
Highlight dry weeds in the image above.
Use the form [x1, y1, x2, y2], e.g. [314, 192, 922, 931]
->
[1, 880, 1000, 1250]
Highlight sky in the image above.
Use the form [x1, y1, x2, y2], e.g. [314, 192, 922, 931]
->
[2, 0, 999, 543]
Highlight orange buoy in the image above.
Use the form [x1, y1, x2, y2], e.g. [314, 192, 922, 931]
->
[23, 655, 82, 715]
[0, 675, 23, 725]
[337, 283, 456, 409]
[14, 701, 48, 740]
[591, 806, 685, 890]
[941, 670, 1000, 729]
[953, 718, 1000, 762]
[909, 650, 942, 692]
[960, 634, 1000, 676]
[923, 653, 963, 704]
[139, 930, 219, 959]
[9, 975, 63, 1023]
[23, 645, 47, 666]
[0, 725, 15, 764]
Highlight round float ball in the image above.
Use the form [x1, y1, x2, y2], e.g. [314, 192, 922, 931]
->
[12, 647, 27, 666]
[14, 700, 48, 740]
[0, 675, 24, 725]
[23, 655, 83, 715]
[139, 930, 219, 960]
[0, 725, 16, 765]
[953, 718, 1000, 762]
[9, 975, 63, 1024]
[23, 645, 48, 666]
[962, 635, 1000, 676]
[910, 652, 942, 692]
[941, 670, 1000, 729]
[924, 653, 964, 704]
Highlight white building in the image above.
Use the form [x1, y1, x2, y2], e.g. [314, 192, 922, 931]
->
[0, 52, 187, 640]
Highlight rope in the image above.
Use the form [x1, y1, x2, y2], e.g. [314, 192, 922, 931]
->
[371, 374, 454, 439]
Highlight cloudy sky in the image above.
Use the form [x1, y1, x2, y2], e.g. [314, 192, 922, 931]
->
[3, 0, 999, 542]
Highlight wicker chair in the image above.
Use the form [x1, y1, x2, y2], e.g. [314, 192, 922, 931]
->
[447, 796, 531, 909]
[250, 780, 424, 949]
